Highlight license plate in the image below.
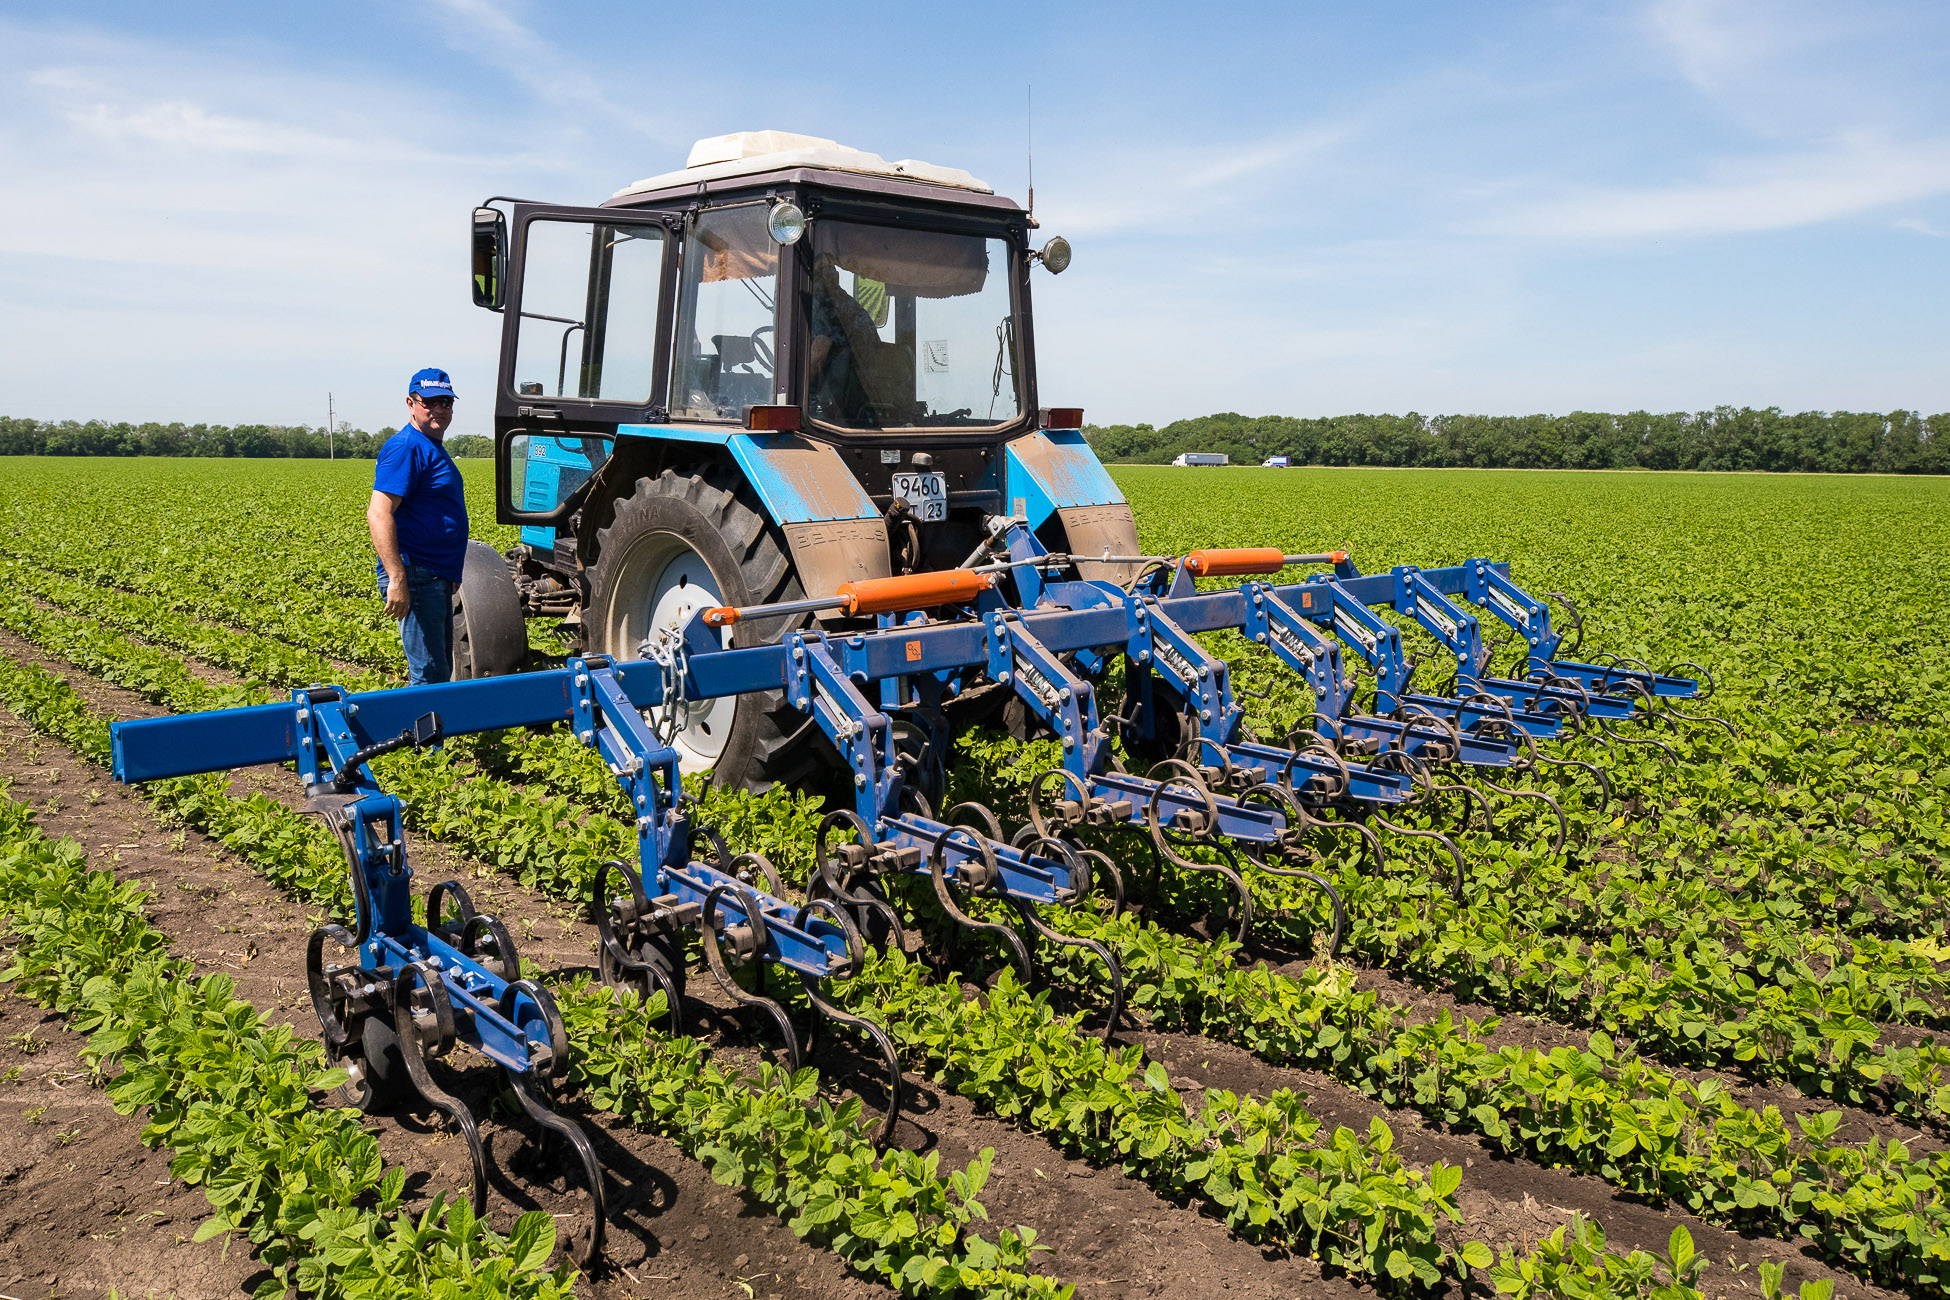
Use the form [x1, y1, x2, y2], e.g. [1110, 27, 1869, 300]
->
[891, 471, 948, 522]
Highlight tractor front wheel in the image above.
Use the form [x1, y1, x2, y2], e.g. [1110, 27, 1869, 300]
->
[451, 540, 527, 679]
[587, 466, 826, 791]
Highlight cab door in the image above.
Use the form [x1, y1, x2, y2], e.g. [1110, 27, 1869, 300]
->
[478, 202, 676, 535]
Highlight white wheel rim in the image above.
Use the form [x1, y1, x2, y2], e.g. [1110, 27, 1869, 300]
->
[606, 533, 735, 773]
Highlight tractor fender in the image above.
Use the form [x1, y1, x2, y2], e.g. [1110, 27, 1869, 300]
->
[613, 424, 890, 602]
[1003, 429, 1140, 585]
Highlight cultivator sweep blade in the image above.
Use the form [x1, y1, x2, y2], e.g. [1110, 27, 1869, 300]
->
[105, 515, 1719, 1271]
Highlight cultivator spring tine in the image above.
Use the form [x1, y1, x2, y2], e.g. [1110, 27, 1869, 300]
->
[496, 978, 606, 1269]
[1659, 699, 1740, 738]
[814, 811, 909, 952]
[390, 963, 489, 1218]
[948, 800, 1008, 842]
[1142, 760, 1254, 941]
[426, 878, 476, 944]
[1151, 822, 1255, 942]
[503, 1066, 609, 1271]
[592, 858, 687, 1028]
[1024, 768, 1096, 842]
[1664, 659, 1717, 701]
[700, 882, 803, 1071]
[730, 851, 787, 898]
[1480, 779, 1570, 854]
[1601, 720, 1680, 766]
[1001, 831, 1126, 1037]
[1370, 813, 1468, 902]
[1232, 781, 1348, 955]
[461, 913, 521, 981]
[1438, 779, 1498, 834]
[1251, 849, 1347, 958]
[1309, 809, 1386, 875]
[927, 828, 1034, 979]
[1007, 897, 1127, 1038]
[1534, 753, 1613, 809]
[790, 899, 904, 1148]
[1083, 847, 1127, 914]
[1570, 711, 1614, 753]
[305, 923, 361, 1062]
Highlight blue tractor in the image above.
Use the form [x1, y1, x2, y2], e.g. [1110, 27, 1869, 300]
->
[461, 131, 1130, 792]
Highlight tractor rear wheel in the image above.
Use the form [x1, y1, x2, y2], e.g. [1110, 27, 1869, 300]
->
[587, 465, 827, 791]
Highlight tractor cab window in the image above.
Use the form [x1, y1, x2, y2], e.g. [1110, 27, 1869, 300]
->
[512, 219, 665, 402]
[806, 221, 1020, 430]
[669, 204, 778, 421]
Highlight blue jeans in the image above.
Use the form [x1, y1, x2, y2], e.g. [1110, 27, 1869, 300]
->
[378, 565, 456, 685]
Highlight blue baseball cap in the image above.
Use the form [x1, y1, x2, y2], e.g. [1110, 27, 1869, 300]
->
[408, 367, 457, 399]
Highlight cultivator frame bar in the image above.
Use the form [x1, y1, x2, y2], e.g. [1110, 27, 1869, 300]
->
[107, 520, 1721, 1269]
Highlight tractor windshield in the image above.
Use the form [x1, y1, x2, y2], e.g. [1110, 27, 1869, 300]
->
[805, 221, 1021, 430]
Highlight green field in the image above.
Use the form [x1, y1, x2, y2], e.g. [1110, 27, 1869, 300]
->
[2, 455, 1949, 1298]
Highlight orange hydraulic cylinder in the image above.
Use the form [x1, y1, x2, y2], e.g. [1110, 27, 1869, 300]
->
[836, 569, 995, 616]
[1183, 547, 1288, 577]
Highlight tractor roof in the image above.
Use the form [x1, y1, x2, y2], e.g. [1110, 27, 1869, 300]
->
[609, 131, 1010, 207]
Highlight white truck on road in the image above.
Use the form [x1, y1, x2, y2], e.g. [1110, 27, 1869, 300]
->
[1170, 452, 1229, 467]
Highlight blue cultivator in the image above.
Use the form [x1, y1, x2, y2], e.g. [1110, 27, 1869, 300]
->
[106, 524, 1711, 1265]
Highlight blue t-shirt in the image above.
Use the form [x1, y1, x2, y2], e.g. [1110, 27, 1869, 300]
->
[374, 423, 470, 583]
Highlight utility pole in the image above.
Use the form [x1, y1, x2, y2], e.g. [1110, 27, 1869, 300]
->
[328, 393, 335, 460]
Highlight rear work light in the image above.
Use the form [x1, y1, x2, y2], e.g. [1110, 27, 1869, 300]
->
[1039, 407, 1084, 430]
[744, 404, 803, 432]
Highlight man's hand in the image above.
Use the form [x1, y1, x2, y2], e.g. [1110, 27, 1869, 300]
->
[383, 568, 411, 620]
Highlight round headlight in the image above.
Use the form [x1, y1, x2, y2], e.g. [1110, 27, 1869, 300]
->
[767, 201, 806, 245]
[1039, 235, 1072, 274]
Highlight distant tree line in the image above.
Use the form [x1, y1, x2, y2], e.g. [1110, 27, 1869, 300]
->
[1087, 408, 1949, 474]
[0, 418, 493, 459]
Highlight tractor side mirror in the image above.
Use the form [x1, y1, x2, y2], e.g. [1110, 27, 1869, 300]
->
[472, 207, 507, 310]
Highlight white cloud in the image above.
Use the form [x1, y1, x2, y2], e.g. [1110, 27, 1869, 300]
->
[1483, 134, 1950, 240]
[1035, 122, 1354, 238]
[1645, 0, 1812, 95]
[425, 0, 675, 142]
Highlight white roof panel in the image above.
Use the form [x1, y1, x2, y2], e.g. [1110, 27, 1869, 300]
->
[614, 130, 993, 199]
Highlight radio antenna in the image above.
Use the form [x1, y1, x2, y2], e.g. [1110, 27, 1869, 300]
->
[1026, 84, 1034, 216]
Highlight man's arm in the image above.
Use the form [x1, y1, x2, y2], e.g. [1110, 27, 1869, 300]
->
[368, 490, 410, 620]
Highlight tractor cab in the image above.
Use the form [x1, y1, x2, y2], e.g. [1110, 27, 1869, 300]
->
[466, 132, 1136, 784]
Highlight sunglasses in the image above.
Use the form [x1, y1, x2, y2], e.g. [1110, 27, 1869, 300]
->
[412, 395, 455, 409]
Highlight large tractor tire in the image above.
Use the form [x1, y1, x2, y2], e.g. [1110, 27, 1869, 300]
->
[451, 540, 528, 680]
[587, 465, 829, 791]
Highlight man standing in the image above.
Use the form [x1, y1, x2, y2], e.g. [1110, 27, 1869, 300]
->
[369, 368, 469, 684]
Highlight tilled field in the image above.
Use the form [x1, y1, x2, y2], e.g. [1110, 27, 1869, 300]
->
[0, 458, 1946, 1300]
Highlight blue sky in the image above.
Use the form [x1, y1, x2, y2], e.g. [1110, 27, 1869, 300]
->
[2, 0, 1947, 435]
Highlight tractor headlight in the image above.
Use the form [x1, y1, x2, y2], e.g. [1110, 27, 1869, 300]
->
[1037, 236, 1072, 274]
[767, 202, 807, 245]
